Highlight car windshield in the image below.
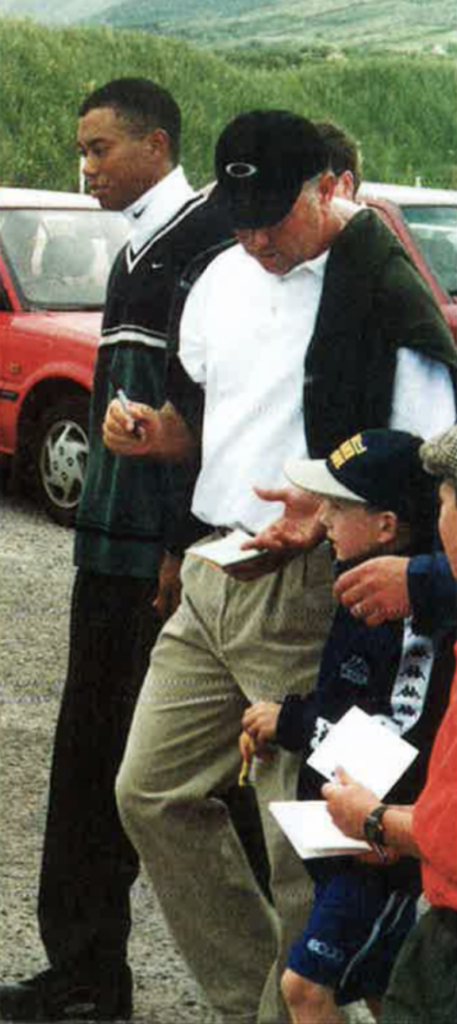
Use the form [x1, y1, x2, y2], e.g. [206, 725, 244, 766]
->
[0, 207, 129, 310]
[401, 205, 457, 298]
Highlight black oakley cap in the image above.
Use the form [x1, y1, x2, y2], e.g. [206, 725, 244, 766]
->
[214, 109, 329, 230]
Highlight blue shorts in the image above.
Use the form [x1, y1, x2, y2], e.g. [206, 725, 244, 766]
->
[287, 870, 417, 1006]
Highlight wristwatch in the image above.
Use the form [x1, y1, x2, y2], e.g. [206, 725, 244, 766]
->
[363, 804, 388, 846]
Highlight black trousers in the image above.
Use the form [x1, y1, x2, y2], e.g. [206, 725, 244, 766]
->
[38, 569, 271, 970]
[38, 570, 162, 969]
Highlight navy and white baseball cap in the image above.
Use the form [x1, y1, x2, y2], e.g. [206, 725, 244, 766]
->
[214, 109, 328, 229]
[285, 429, 436, 525]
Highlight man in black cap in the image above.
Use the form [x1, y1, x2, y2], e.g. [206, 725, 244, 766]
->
[103, 110, 457, 1023]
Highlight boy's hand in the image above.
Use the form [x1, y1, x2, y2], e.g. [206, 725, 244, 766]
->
[239, 728, 275, 763]
[239, 730, 255, 764]
[241, 701, 281, 759]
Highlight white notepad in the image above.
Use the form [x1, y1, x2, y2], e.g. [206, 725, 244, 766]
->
[269, 801, 369, 859]
[186, 528, 265, 567]
[270, 707, 419, 860]
[306, 705, 418, 799]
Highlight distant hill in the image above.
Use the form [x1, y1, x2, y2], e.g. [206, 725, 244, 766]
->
[0, 0, 455, 51]
[93, 0, 456, 51]
[0, 0, 119, 22]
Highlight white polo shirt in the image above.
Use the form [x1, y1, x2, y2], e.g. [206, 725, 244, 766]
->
[179, 241, 455, 533]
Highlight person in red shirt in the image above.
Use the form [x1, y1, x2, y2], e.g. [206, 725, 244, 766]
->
[323, 423, 457, 1024]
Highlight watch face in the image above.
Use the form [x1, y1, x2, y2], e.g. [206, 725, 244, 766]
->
[364, 815, 381, 844]
[364, 805, 387, 845]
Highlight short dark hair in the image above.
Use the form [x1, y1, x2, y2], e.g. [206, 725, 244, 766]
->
[78, 77, 181, 164]
[315, 121, 362, 195]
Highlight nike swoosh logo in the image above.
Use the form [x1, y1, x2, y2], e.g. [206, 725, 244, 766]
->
[132, 206, 146, 219]
[150, 262, 164, 271]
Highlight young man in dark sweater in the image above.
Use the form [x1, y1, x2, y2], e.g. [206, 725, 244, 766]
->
[0, 78, 232, 1022]
[240, 429, 455, 1024]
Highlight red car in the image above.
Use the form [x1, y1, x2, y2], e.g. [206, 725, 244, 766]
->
[359, 182, 457, 341]
[0, 188, 128, 525]
[1, 183, 456, 526]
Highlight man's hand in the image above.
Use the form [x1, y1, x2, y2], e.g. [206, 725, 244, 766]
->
[240, 486, 326, 556]
[323, 769, 415, 863]
[103, 399, 196, 460]
[334, 555, 410, 627]
[103, 397, 160, 456]
[322, 767, 379, 840]
[241, 701, 281, 760]
[154, 553, 182, 621]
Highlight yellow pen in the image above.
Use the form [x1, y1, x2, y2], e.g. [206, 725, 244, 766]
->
[238, 757, 251, 787]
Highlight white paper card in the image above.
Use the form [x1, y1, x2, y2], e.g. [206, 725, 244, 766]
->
[269, 801, 369, 859]
[307, 705, 418, 798]
[186, 529, 265, 567]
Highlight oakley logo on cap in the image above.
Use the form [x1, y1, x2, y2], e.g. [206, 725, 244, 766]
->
[225, 162, 258, 178]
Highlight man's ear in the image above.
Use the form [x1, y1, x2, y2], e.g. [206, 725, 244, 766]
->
[145, 127, 170, 160]
[318, 170, 337, 206]
[334, 170, 355, 201]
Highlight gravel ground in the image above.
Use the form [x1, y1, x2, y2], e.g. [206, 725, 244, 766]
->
[0, 485, 373, 1024]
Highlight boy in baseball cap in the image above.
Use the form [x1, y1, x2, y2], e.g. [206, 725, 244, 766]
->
[283, 428, 437, 563]
[240, 428, 455, 1024]
[321, 429, 457, 1024]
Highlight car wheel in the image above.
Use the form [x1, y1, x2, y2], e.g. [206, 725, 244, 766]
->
[34, 395, 90, 527]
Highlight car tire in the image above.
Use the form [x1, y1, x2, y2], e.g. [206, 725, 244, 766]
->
[33, 395, 90, 527]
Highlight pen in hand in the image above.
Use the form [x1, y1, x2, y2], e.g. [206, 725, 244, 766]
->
[238, 758, 251, 787]
[238, 732, 255, 786]
[110, 374, 143, 438]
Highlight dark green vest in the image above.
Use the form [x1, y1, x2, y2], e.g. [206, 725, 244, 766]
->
[305, 209, 457, 457]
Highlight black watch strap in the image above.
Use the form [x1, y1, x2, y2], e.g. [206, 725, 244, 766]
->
[363, 804, 388, 847]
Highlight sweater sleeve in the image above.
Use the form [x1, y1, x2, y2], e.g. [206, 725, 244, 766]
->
[276, 613, 405, 756]
[276, 693, 318, 752]
[390, 348, 456, 436]
[408, 551, 457, 636]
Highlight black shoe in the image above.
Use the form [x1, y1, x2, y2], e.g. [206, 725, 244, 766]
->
[0, 963, 133, 1021]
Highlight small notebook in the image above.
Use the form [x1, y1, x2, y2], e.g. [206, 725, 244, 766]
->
[269, 801, 369, 859]
[186, 528, 265, 568]
[270, 706, 418, 859]
[307, 705, 418, 799]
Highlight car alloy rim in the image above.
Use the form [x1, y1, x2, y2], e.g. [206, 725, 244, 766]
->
[39, 418, 89, 510]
